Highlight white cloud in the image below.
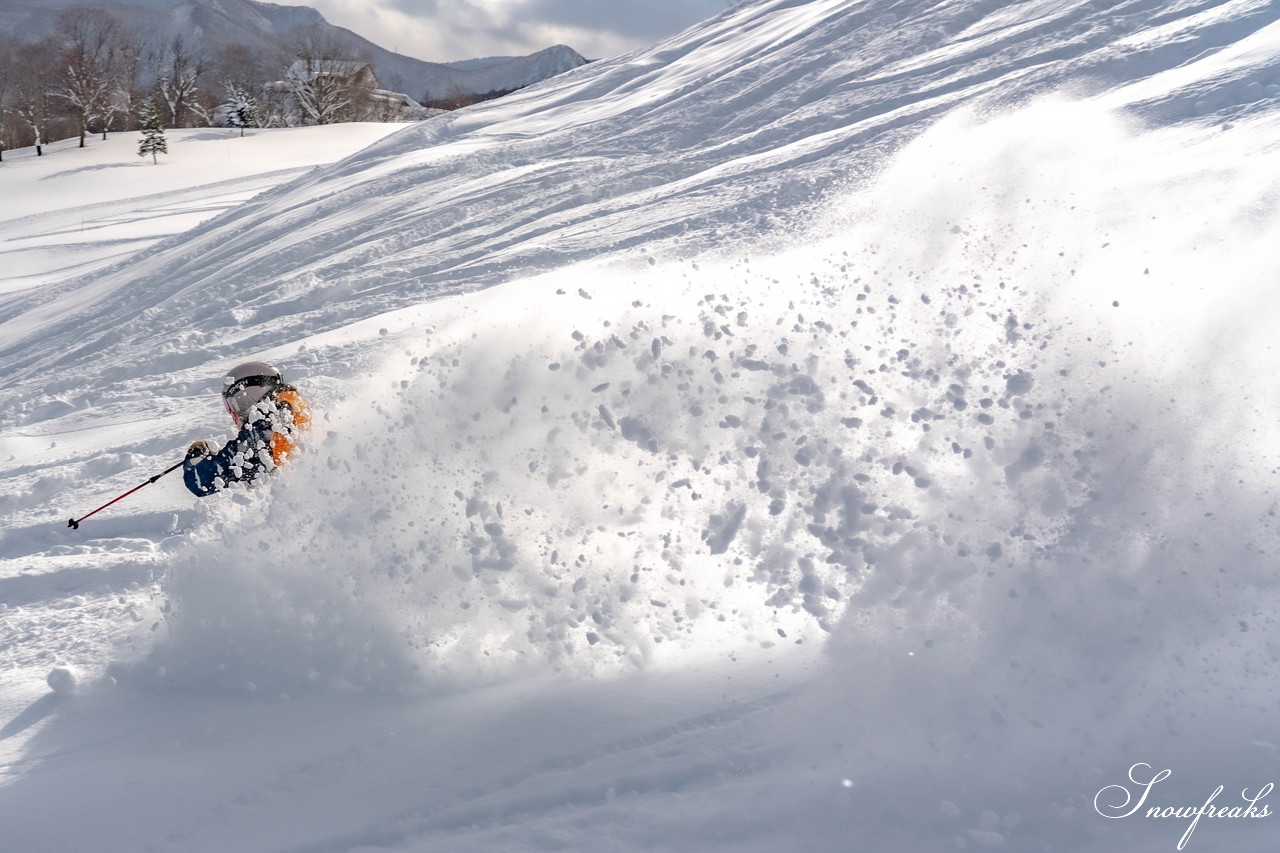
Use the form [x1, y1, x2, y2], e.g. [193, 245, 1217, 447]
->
[296, 0, 731, 62]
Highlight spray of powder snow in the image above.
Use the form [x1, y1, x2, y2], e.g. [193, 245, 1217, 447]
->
[143, 97, 1280, 747]
[150, 261, 906, 693]
[672, 101, 1280, 851]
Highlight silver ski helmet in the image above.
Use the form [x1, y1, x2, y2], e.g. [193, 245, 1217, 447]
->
[222, 361, 283, 425]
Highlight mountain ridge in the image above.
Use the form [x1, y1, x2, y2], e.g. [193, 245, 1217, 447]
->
[0, 0, 589, 102]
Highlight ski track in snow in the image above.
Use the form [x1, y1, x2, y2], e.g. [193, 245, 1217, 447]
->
[3, 0, 1280, 850]
[0, 171, 309, 295]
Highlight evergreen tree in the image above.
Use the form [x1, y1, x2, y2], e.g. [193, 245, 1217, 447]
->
[138, 99, 167, 164]
[223, 84, 260, 136]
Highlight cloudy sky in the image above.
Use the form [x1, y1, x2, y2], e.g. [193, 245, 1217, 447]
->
[280, 0, 737, 62]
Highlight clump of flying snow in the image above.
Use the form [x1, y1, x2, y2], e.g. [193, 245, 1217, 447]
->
[45, 666, 77, 696]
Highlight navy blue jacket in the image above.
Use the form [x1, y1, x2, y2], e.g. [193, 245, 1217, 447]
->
[183, 413, 279, 497]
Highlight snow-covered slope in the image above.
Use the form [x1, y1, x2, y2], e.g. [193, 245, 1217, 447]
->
[5, 0, 1277, 412]
[3, 0, 1280, 851]
[0, 124, 408, 295]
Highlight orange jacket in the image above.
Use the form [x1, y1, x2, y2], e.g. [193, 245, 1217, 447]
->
[269, 387, 311, 466]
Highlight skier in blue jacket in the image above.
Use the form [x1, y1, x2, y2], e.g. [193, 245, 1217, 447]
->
[184, 361, 310, 497]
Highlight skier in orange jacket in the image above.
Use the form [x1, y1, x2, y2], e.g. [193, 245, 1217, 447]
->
[183, 361, 310, 497]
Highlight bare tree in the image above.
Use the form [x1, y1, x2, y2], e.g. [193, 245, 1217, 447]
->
[51, 8, 126, 148]
[257, 82, 293, 128]
[10, 41, 60, 155]
[154, 34, 207, 128]
[103, 38, 143, 139]
[283, 26, 374, 125]
[209, 43, 274, 95]
[0, 34, 14, 161]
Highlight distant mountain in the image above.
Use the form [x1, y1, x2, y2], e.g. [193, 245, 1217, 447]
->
[0, 0, 588, 103]
[427, 45, 591, 103]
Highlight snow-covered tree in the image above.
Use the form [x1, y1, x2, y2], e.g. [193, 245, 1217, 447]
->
[207, 44, 279, 129]
[52, 8, 124, 148]
[282, 27, 374, 126]
[222, 83, 260, 136]
[256, 84, 293, 128]
[154, 35, 206, 128]
[11, 40, 59, 156]
[137, 99, 167, 163]
[0, 34, 14, 162]
[287, 58, 357, 126]
[102, 41, 143, 140]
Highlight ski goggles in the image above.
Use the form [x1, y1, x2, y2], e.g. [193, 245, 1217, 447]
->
[222, 374, 281, 421]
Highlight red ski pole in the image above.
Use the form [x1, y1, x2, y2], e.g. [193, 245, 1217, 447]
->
[67, 459, 184, 530]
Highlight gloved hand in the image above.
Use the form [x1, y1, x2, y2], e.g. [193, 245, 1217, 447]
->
[186, 440, 214, 460]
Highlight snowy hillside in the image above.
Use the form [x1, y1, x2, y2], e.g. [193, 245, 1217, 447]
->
[3, 0, 1280, 851]
[0, 124, 408, 294]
